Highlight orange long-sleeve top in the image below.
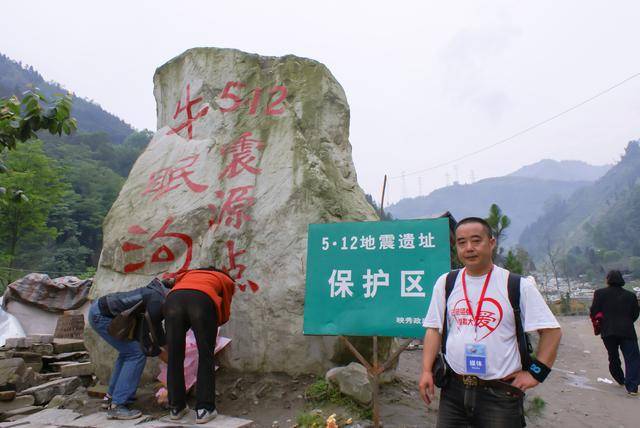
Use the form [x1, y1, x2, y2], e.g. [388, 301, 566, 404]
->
[171, 270, 236, 325]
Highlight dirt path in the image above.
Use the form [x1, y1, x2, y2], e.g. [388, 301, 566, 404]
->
[64, 316, 638, 427]
[527, 316, 639, 428]
[383, 316, 640, 427]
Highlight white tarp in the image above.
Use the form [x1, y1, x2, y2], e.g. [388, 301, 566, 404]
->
[0, 296, 26, 347]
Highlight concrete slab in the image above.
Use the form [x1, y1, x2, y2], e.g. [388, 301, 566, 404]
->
[18, 377, 81, 405]
[59, 362, 94, 377]
[153, 411, 253, 427]
[0, 405, 43, 418]
[61, 411, 252, 428]
[0, 395, 35, 413]
[63, 412, 152, 428]
[0, 424, 58, 428]
[52, 339, 85, 354]
[0, 408, 80, 426]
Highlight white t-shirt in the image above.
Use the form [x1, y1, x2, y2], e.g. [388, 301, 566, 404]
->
[423, 265, 559, 380]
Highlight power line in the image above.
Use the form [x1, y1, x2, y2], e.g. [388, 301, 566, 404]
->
[390, 71, 640, 180]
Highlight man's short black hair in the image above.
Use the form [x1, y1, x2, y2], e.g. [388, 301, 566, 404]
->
[455, 217, 493, 239]
[606, 270, 625, 287]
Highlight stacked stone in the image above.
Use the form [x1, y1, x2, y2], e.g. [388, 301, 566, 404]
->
[0, 335, 93, 422]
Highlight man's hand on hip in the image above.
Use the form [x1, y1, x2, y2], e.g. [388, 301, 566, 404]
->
[419, 370, 435, 405]
[505, 370, 540, 391]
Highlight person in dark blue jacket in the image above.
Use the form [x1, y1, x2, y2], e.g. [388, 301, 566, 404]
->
[88, 277, 173, 419]
[590, 270, 640, 395]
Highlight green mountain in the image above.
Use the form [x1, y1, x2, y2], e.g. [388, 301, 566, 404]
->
[0, 53, 134, 143]
[519, 140, 640, 274]
[386, 167, 593, 248]
[0, 53, 150, 284]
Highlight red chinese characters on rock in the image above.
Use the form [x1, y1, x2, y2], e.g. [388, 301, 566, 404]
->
[207, 186, 256, 230]
[142, 154, 208, 200]
[218, 81, 287, 116]
[121, 217, 194, 278]
[222, 240, 259, 292]
[205, 129, 267, 293]
[218, 132, 265, 180]
[167, 84, 210, 140]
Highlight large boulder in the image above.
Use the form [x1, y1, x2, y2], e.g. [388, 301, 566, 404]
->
[86, 47, 382, 377]
[326, 362, 372, 404]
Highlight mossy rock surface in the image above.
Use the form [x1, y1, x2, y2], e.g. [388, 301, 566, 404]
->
[88, 47, 384, 377]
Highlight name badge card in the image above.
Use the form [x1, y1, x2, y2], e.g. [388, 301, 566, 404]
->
[465, 343, 487, 375]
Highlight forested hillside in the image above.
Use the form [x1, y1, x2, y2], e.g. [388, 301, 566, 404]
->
[0, 53, 134, 143]
[0, 54, 151, 286]
[386, 174, 588, 247]
[519, 140, 640, 280]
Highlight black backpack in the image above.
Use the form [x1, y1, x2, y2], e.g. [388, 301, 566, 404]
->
[441, 269, 533, 368]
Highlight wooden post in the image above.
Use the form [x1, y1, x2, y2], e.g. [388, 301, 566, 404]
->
[379, 175, 388, 219]
[372, 336, 380, 427]
[338, 335, 415, 427]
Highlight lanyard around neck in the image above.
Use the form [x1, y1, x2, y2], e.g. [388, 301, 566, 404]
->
[461, 267, 493, 334]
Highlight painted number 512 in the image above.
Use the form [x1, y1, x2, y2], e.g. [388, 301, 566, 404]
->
[218, 81, 287, 116]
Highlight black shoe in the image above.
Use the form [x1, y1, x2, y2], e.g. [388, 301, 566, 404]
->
[196, 408, 218, 424]
[169, 406, 190, 420]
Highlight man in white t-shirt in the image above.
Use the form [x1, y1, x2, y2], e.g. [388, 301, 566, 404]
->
[419, 217, 562, 427]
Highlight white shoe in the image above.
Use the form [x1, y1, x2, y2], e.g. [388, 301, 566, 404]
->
[196, 408, 218, 424]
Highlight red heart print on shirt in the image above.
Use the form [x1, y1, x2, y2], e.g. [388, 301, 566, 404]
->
[451, 298, 504, 340]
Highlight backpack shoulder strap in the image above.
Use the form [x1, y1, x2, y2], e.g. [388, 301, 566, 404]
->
[442, 269, 460, 354]
[508, 273, 531, 368]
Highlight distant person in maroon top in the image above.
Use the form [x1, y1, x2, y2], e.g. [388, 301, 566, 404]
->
[590, 270, 640, 395]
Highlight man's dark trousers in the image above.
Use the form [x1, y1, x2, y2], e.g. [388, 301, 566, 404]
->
[437, 376, 525, 428]
[602, 335, 640, 393]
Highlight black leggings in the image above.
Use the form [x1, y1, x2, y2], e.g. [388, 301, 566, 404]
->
[164, 290, 218, 411]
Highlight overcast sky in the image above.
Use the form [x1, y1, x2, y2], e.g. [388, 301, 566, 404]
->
[2, 1, 639, 204]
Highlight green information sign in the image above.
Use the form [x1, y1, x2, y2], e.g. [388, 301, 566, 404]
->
[303, 218, 451, 338]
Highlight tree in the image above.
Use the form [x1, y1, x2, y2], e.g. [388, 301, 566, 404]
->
[0, 90, 77, 197]
[504, 250, 524, 274]
[485, 203, 511, 258]
[535, 262, 553, 303]
[0, 141, 70, 271]
[560, 292, 572, 315]
[515, 247, 535, 272]
[546, 240, 562, 295]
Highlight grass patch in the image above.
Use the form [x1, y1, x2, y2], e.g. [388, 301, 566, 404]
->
[304, 379, 372, 420]
[525, 396, 546, 417]
[296, 411, 324, 428]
